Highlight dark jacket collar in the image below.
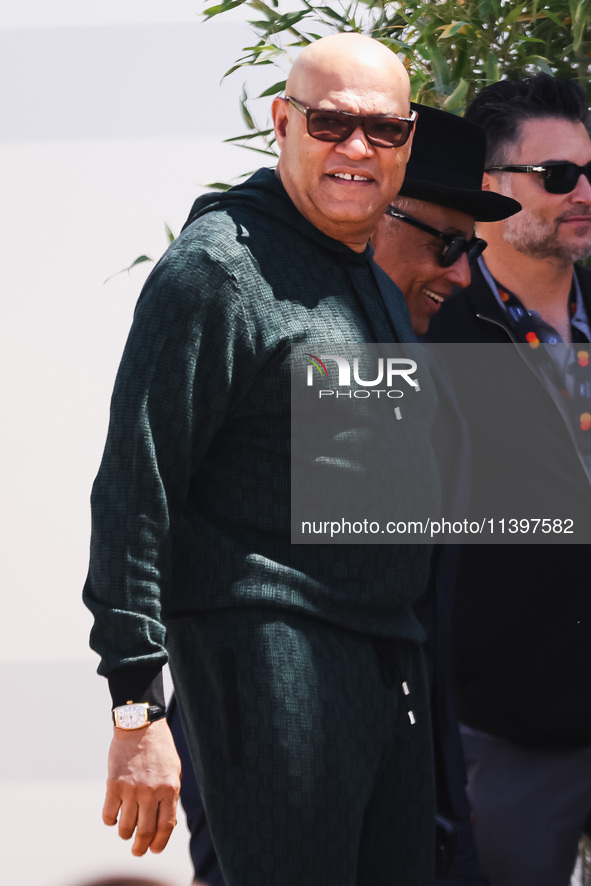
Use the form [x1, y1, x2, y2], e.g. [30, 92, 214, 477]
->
[182, 167, 374, 266]
[467, 258, 591, 333]
[464, 260, 509, 327]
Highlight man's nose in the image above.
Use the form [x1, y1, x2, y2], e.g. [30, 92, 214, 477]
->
[570, 170, 591, 204]
[444, 252, 472, 289]
[334, 125, 375, 159]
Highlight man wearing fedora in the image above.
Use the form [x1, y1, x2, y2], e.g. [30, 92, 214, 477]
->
[167, 103, 518, 886]
[427, 75, 591, 886]
[372, 102, 518, 334]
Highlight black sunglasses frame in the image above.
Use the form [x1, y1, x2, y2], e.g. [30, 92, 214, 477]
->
[384, 207, 487, 268]
[485, 161, 591, 195]
[285, 96, 417, 149]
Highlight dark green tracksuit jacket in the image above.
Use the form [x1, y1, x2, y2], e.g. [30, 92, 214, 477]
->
[83, 167, 439, 704]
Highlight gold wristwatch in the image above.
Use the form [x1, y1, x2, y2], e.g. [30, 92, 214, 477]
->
[112, 700, 166, 730]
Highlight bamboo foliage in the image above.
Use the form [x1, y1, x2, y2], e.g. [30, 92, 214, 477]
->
[203, 0, 591, 164]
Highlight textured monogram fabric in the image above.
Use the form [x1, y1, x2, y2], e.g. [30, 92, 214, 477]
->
[84, 169, 438, 692]
[167, 608, 435, 886]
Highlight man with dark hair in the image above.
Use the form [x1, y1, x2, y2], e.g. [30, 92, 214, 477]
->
[464, 73, 589, 167]
[427, 75, 591, 886]
[84, 33, 440, 886]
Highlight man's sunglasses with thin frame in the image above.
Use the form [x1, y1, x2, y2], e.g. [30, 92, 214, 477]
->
[284, 96, 417, 149]
[384, 207, 487, 268]
[485, 161, 591, 195]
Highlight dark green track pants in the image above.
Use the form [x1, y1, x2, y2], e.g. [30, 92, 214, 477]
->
[167, 609, 435, 886]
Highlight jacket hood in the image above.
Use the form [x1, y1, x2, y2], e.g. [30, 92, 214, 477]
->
[182, 167, 374, 265]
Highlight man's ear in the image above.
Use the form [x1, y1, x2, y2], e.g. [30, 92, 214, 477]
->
[481, 172, 493, 192]
[406, 109, 416, 154]
[272, 97, 289, 145]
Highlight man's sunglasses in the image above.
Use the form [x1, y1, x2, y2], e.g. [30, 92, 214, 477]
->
[284, 96, 416, 149]
[485, 161, 591, 195]
[385, 207, 487, 268]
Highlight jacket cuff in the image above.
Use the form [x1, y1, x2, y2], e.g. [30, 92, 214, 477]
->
[107, 665, 166, 710]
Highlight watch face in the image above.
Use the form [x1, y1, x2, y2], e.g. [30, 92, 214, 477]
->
[114, 704, 148, 729]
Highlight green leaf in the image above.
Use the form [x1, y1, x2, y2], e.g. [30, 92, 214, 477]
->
[441, 78, 470, 111]
[195, 0, 591, 181]
[246, 0, 280, 19]
[203, 0, 245, 21]
[484, 50, 500, 83]
[570, 0, 591, 51]
[522, 54, 555, 74]
[164, 224, 176, 244]
[241, 41, 281, 56]
[536, 9, 569, 29]
[240, 87, 256, 130]
[258, 80, 287, 97]
[230, 142, 278, 157]
[315, 5, 354, 25]
[125, 255, 153, 270]
[423, 44, 452, 91]
[204, 182, 232, 191]
[247, 20, 280, 29]
[104, 254, 153, 284]
[224, 128, 274, 143]
[478, 0, 494, 18]
[273, 10, 310, 28]
[223, 61, 250, 78]
[383, 37, 415, 53]
[451, 43, 469, 81]
[504, 6, 531, 27]
[438, 21, 470, 39]
[285, 35, 316, 46]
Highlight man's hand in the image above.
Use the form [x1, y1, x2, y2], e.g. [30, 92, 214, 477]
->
[103, 717, 182, 856]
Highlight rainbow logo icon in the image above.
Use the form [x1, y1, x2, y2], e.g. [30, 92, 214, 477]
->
[305, 353, 329, 378]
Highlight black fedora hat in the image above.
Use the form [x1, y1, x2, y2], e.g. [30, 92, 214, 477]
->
[399, 103, 520, 221]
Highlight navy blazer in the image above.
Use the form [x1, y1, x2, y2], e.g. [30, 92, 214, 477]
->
[425, 260, 591, 750]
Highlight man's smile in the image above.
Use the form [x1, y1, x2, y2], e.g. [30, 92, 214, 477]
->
[423, 288, 445, 305]
[327, 168, 375, 184]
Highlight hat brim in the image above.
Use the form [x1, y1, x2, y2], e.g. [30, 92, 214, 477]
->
[399, 176, 521, 222]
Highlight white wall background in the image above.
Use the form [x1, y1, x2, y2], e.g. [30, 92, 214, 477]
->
[1, 3, 283, 884]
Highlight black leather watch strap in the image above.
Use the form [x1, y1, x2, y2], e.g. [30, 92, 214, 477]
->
[146, 705, 166, 722]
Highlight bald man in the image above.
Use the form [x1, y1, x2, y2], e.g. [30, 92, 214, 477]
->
[84, 34, 438, 886]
